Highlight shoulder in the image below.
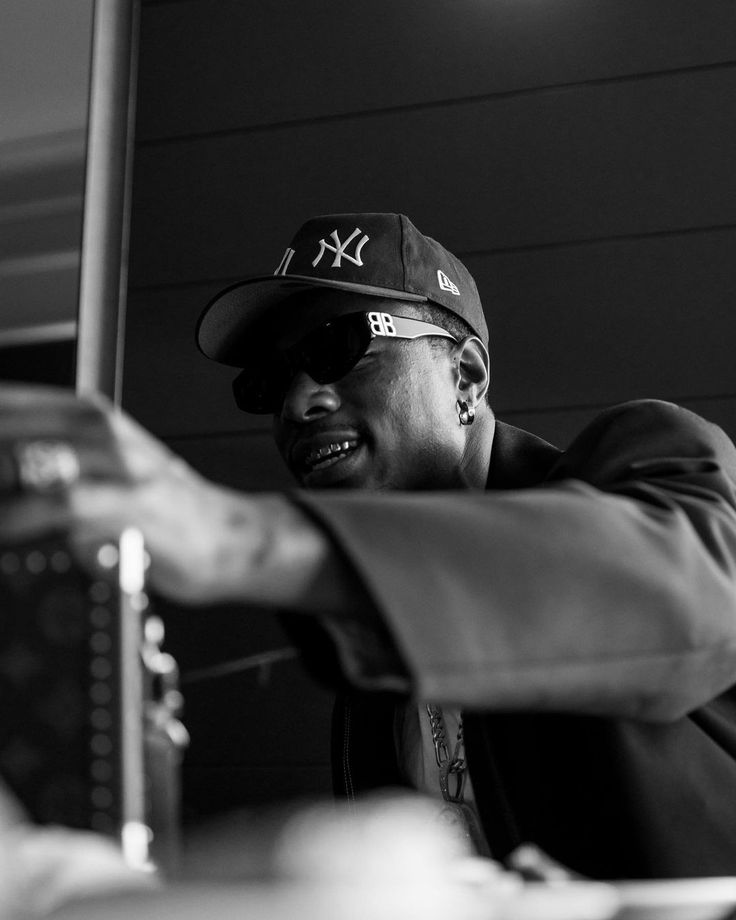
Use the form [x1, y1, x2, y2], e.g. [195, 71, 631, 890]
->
[552, 399, 736, 490]
[574, 398, 733, 456]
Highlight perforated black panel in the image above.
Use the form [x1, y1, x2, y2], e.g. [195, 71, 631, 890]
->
[0, 534, 122, 834]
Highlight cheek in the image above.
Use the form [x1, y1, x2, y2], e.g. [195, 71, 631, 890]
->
[410, 366, 455, 426]
[345, 364, 407, 416]
[384, 370, 456, 450]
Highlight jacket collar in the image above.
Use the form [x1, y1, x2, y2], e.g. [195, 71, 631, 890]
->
[487, 420, 561, 490]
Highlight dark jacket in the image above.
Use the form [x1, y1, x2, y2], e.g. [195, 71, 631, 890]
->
[291, 400, 736, 879]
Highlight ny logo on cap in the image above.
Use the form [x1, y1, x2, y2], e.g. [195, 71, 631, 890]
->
[437, 270, 460, 296]
[274, 248, 296, 275]
[312, 228, 369, 269]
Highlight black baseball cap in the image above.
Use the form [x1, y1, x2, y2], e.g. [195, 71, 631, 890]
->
[196, 212, 488, 366]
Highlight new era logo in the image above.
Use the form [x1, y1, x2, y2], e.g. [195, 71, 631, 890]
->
[437, 270, 460, 296]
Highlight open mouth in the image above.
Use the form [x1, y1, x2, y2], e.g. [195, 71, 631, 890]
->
[303, 439, 360, 473]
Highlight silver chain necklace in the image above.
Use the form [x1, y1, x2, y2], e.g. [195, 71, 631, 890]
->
[426, 703, 466, 803]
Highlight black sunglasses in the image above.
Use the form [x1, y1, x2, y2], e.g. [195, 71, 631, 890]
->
[232, 310, 457, 414]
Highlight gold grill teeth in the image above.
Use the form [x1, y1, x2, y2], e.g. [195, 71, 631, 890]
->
[307, 440, 358, 467]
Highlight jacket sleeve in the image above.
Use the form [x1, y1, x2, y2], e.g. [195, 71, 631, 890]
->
[292, 401, 736, 722]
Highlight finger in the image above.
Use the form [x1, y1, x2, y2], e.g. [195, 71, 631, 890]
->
[18, 827, 159, 915]
[105, 408, 193, 484]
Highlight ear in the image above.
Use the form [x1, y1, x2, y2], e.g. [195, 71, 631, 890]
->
[453, 336, 490, 406]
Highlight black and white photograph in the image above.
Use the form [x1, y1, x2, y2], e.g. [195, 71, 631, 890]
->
[1, 2, 736, 917]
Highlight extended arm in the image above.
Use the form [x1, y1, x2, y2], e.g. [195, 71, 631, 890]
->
[293, 401, 736, 721]
[4, 389, 736, 721]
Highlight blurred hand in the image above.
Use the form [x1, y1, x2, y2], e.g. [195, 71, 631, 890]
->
[0, 783, 156, 917]
[13, 826, 159, 916]
[0, 385, 334, 610]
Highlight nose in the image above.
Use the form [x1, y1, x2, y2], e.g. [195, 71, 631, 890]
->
[279, 370, 340, 422]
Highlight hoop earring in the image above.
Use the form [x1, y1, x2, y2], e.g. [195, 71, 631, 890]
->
[457, 400, 475, 426]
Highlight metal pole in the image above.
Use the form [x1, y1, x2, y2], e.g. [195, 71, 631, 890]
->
[76, 0, 140, 403]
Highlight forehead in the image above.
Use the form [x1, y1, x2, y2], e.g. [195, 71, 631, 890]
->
[261, 289, 423, 349]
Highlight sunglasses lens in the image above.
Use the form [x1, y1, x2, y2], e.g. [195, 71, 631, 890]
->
[297, 314, 371, 383]
[232, 313, 372, 414]
[232, 353, 290, 414]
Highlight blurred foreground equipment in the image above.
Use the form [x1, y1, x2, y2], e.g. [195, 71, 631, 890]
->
[0, 525, 188, 875]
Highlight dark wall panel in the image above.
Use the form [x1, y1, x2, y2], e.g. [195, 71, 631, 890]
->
[168, 431, 293, 492]
[130, 66, 736, 288]
[158, 599, 333, 819]
[469, 228, 736, 413]
[137, 0, 736, 140]
[123, 283, 251, 438]
[503, 397, 736, 450]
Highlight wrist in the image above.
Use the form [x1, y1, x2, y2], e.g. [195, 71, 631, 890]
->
[212, 492, 329, 608]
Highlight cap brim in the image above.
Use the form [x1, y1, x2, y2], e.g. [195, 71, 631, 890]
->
[196, 274, 427, 366]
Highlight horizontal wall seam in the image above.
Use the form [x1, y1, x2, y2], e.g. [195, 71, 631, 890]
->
[128, 220, 736, 295]
[462, 221, 736, 259]
[498, 394, 736, 417]
[137, 57, 736, 148]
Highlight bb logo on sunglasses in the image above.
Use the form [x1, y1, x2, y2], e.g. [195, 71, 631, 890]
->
[367, 312, 397, 337]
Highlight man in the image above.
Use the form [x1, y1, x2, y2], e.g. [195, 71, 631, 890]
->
[5, 212, 736, 881]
